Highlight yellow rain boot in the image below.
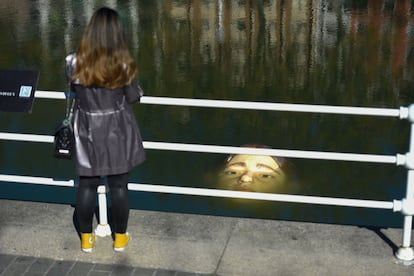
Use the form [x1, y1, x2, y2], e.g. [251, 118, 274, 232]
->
[81, 233, 95, 253]
[114, 232, 131, 252]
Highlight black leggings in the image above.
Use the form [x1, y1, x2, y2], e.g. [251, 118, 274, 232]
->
[76, 173, 130, 234]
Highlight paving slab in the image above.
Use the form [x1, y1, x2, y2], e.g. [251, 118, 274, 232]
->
[217, 219, 413, 276]
[0, 199, 413, 276]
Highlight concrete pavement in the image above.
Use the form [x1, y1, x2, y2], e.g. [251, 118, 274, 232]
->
[0, 199, 413, 275]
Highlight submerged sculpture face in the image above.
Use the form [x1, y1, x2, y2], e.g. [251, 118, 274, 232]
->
[218, 154, 286, 193]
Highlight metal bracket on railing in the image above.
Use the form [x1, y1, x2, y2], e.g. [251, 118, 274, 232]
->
[398, 153, 414, 170]
[397, 154, 407, 167]
[392, 198, 414, 216]
[407, 104, 414, 123]
[393, 200, 403, 212]
[400, 199, 414, 216]
[399, 106, 409, 120]
[396, 247, 414, 263]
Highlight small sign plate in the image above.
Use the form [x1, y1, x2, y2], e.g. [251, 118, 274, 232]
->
[0, 69, 39, 113]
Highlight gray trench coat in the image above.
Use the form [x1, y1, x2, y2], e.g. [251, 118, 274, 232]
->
[66, 54, 145, 176]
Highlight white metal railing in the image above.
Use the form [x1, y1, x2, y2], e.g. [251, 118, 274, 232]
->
[0, 173, 397, 210]
[35, 90, 408, 117]
[0, 132, 402, 164]
[1, 90, 414, 262]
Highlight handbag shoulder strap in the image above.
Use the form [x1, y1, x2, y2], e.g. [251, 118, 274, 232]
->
[65, 52, 76, 120]
[65, 83, 75, 120]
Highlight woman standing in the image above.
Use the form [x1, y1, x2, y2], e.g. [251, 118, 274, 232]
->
[66, 7, 145, 253]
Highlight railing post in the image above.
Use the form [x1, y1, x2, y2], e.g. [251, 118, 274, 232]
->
[94, 185, 112, 237]
[396, 104, 414, 262]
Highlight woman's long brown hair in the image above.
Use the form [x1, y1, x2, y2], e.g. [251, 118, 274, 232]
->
[73, 7, 136, 89]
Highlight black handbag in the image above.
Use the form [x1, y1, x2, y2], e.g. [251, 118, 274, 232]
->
[53, 89, 75, 159]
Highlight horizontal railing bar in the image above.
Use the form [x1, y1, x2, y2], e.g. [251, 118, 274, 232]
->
[0, 174, 395, 210]
[128, 183, 395, 210]
[0, 174, 74, 187]
[143, 141, 398, 164]
[0, 132, 54, 143]
[141, 96, 405, 118]
[35, 90, 66, 99]
[0, 132, 399, 164]
[34, 90, 407, 118]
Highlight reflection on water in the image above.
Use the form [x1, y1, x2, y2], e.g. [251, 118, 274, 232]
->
[1, 0, 414, 227]
[1, 0, 413, 103]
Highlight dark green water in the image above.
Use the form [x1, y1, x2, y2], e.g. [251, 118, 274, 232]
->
[1, 0, 414, 228]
